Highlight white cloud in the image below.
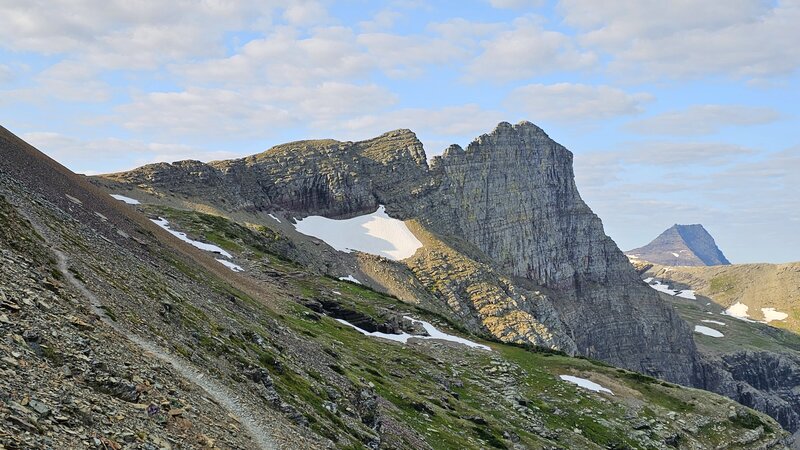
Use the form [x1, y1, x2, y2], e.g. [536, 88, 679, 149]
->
[560, 0, 800, 80]
[0, 0, 277, 69]
[427, 18, 505, 43]
[622, 142, 756, 166]
[118, 82, 397, 139]
[359, 10, 404, 32]
[0, 64, 12, 83]
[283, 1, 329, 26]
[487, 0, 546, 9]
[119, 88, 295, 137]
[21, 131, 239, 174]
[505, 83, 653, 121]
[574, 142, 800, 262]
[467, 17, 597, 81]
[627, 105, 782, 135]
[330, 104, 506, 150]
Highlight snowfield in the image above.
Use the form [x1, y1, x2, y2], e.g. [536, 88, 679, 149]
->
[294, 205, 423, 260]
[644, 278, 696, 299]
[336, 316, 490, 350]
[761, 308, 789, 323]
[694, 325, 724, 337]
[110, 194, 141, 205]
[722, 302, 757, 322]
[646, 279, 678, 295]
[559, 375, 613, 395]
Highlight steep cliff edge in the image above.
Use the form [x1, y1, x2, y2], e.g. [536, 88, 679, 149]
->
[96, 121, 697, 385]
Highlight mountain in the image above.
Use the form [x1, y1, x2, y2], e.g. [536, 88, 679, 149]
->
[0, 123, 792, 449]
[98, 122, 697, 384]
[92, 121, 800, 438]
[626, 224, 731, 266]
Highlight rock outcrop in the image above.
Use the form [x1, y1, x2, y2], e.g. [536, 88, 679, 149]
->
[697, 351, 800, 432]
[626, 224, 731, 266]
[98, 121, 698, 385]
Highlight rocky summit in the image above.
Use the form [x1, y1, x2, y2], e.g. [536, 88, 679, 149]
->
[0, 122, 794, 449]
[626, 224, 731, 266]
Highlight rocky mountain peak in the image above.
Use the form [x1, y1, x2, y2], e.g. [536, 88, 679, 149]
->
[626, 223, 731, 266]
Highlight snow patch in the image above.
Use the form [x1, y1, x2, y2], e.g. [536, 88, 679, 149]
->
[559, 375, 613, 395]
[647, 279, 679, 296]
[336, 316, 490, 351]
[722, 302, 756, 322]
[761, 308, 788, 323]
[294, 205, 423, 260]
[671, 252, 680, 257]
[694, 325, 724, 337]
[216, 259, 244, 272]
[151, 218, 233, 258]
[645, 278, 696, 299]
[339, 275, 362, 284]
[701, 319, 726, 326]
[268, 213, 281, 223]
[110, 194, 141, 205]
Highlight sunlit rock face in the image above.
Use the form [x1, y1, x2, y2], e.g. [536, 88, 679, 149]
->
[97, 121, 698, 385]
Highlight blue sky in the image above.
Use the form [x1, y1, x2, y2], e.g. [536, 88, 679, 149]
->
[0, 0, 798, 263]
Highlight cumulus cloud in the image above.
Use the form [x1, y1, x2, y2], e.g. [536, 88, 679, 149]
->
[0, 64, 12, 83]
[118, 83, 397, 138]
[21, 131, 239, 174]
[330, 104, 506, 151]
[627, 105, 782, 135]
[505, 83, 653, 121]
[467, 17, 597, 81]
[487, 0, 546, 9]
[560, 0, 800, 80]
[0, 0, 276, 69]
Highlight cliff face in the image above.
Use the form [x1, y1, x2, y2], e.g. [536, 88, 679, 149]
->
[627, 224, 731, 266]
[98, 121, 698, 384]
[421, 123, 696, 383]
[106, 130, 428, 218]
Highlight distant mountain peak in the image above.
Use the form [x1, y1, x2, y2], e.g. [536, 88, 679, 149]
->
[626, 223, 731, 266]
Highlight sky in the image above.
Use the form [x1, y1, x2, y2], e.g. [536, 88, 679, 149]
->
[0, 0, 798, 263]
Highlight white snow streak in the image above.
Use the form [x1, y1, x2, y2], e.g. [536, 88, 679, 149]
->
[559, 375, 613, 395]
[216, 259, 244, 272]
[110, 194, 141, 205]
[339, 275, 362, 284]
[336, 316, 490, 350]
[150, 217, 243, 272]
[701, 319, 726, 326]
